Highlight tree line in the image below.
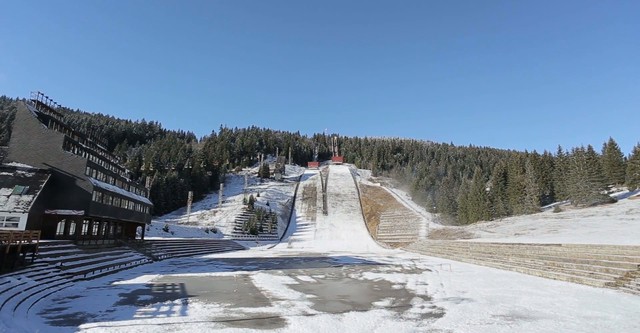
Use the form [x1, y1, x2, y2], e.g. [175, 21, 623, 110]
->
[1, 95, 639, 222]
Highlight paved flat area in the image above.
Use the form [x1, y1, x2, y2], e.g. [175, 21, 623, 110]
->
[37, 252, 443, 331]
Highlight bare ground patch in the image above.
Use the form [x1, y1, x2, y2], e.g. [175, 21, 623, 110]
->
[427, 228, 475, 240]
[359, 184, 406, 238]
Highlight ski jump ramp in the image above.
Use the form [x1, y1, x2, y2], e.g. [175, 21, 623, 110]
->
[281, 164, 382, 252]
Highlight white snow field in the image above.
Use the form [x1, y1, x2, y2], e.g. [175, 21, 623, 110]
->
[4, 164, 640, 332]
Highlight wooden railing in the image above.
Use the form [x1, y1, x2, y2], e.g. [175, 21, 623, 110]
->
[0, 230, 41, 271]
[1, 230, 41, 253]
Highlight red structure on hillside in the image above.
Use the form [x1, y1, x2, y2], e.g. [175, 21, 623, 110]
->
[331, 136, 344, 164]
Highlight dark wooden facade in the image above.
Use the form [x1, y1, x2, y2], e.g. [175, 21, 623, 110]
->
[5, 96, 153, 244]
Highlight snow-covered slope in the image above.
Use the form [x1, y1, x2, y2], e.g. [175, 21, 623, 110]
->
[425, 190, 640, 245]
[277, 164, 383, 252]
[146, 164, 304, 240]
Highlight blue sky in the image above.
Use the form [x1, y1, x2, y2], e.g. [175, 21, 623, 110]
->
[1, 1, 638, 154]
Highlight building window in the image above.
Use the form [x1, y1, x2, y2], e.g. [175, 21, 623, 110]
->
[92, 222, 99, 236]
[12, 185, 29, 195]
[69, 221, 76, 236]
[81, 220, 89, 235]
[0, 216, 21, 228]
[104, 194, 113, 206]
[56, 220, 66, 236]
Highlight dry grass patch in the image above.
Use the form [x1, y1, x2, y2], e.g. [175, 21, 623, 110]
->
[427, 228, 475, 240]
[360, 184, 405, 238]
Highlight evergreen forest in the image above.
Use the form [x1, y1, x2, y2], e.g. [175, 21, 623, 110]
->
[2, 95, 639, 223]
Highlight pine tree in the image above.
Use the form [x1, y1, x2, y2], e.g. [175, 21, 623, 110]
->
[553, 146, 570, 201]
[626, 143, 640, 190]
[506, 154, 526, 214]
[259, 162, 270, 179]
[488, 161, 509, 219]
[467, 167, 491, 222]
[456, 179, 472, 224]
[523, 160, 541, 214]
[435, 172, 458, 217]
[601, 137, 626, 186]
[568, 146, 611, 206]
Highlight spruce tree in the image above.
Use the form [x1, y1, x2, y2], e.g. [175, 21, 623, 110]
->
[536, 151, 556, 206]
[601, 137, 626, 186]
[626, 143, 640, 190]
[456, 179, 472, 224]
[488, 161, 509, 219]
[568, 146, 610, 206]
[467, 167, 491, 223]
[259, 162, 270, 178]
[506, 154, 526, 214]
[436, 173, 459, 217]
[553, 146, 570, 201]
[523, 160, 541, 213]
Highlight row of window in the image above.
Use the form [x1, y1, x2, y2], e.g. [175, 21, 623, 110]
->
[0, 216, 20, 229]
[63, 137, 127, 178]
[85, 166, 148, 198]
[92, 190, 149, 214]
[48, 119, 113, 161]
[56, 219, 123, 237]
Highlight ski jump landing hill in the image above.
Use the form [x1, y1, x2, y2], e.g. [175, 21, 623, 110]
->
[278, 164, 381, 253]
[279, 163, 640, 295]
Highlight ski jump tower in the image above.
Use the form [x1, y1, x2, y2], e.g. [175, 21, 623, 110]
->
[307, 146, 320, 169]
[331, 135, 344, 164]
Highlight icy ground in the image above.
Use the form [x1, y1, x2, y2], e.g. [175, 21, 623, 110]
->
[10, 164, 640, 332]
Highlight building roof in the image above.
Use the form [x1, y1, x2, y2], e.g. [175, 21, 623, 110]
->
[0, 164, 51, 213]
[88, 177, 153, 205]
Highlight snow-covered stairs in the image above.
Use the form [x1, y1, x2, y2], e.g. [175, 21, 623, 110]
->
[406, 240, 640, 294]
[136, 239, 245, 260]
[228, 208, 279, 241]
[0, 240, 153, 317]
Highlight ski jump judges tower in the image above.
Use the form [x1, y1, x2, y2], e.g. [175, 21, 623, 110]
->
[331, 135, 344, 164]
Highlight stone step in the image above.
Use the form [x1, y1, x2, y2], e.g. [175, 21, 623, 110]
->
[0, 273, 71, 312]
[421, 245, 640, 270]
[377, 232, 419, 237]
[417, 250, 613, 288]
[423, 243, 640, 263]
[378, 225, 420, 234]
[57, 252, 147, 272]
[422, 248, 639, 276]
[148, 243, 235, 250]
[71, 259, 151, 280]
[424, 241, 640, 256]
[377, 237, 419, 242]
[618, 286, 640, 295]
[423, 247, 623, 281]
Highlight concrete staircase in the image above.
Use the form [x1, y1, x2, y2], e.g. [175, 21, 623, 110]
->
[376, 211, 421, 245]
[406, 240, 640, 294]
[134, 239, 246, 260]
[0, 240, 152, 317]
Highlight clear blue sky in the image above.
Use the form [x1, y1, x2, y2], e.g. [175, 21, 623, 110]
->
[1, 1, 638, 154]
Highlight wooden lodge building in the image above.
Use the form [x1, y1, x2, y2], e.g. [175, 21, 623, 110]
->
[0, 92, 153, 245]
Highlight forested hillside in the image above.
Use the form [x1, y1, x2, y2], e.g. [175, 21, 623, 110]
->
[1, 95, 639, 222]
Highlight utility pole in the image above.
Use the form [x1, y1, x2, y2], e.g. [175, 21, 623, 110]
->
[186, 191, 193, 223]
[218, 183, 224, 209]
